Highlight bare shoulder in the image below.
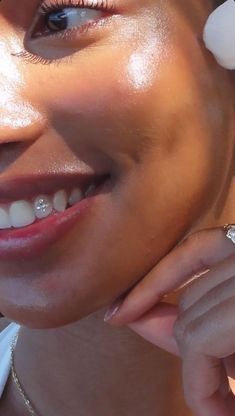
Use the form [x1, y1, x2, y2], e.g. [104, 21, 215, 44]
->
[0, 318, 14, 332]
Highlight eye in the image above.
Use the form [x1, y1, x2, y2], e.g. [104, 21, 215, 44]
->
[46, 8, 103, 32]
[15, 0, 117, 65]
[32, 1, 114, 39]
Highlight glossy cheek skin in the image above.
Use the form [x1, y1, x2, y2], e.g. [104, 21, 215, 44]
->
[0, 34, 43, 140]
[0, 1, 234, 328]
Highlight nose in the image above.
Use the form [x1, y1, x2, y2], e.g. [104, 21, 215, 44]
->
[0, 34, 44, 145]
[0, 13, 49, 182]
[0, 103, 44, 144]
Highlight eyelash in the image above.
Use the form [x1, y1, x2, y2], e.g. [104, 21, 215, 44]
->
[14, 0, 115, 65]
[39, 0, 115, 15]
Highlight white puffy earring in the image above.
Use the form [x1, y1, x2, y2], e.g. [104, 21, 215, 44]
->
[203, 0, 235, 70]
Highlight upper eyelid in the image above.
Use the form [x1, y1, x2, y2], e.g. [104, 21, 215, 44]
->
[38, 0, 117, 13]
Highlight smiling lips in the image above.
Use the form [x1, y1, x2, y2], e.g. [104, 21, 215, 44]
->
[0, 172, 109, 230]
[0, 172, 111, 260]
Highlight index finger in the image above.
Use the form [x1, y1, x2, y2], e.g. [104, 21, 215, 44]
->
[106, 226, 235, 325]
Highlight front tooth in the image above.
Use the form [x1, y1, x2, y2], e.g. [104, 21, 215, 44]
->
[53, 190, 68, 212]
[0, 205, 11, 229]
[68, 188, 83, 206]
[33, 195, 53, 219]
[9, 200, 36, 228]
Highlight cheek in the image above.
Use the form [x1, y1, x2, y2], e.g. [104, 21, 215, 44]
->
[30, 35, 168, 152]
[33, 36, 232, 243]
[10, 18, 233, 328]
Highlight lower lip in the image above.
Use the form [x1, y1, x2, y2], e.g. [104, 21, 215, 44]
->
[0, 185, 106, 261]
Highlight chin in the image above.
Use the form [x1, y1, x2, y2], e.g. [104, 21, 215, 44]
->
[0, 291, 110, 329]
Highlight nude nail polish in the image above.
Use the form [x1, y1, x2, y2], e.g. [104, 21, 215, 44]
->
[104, 299, 122, 322]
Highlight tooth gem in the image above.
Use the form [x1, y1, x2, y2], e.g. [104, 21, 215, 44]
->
[36, 199, 49, 212]
[33, 195, 53, 219]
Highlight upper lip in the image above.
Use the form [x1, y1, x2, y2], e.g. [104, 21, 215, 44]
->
[0, 172, 110, 204]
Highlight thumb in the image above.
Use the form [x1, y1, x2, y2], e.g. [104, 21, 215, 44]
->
[127, 302, 179, 356]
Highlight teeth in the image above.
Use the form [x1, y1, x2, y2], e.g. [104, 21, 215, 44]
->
[0, 179, 100, 230]
[85, 183, 96, 197]
[0, 205, 11, 229]
[33, 195, 53, 219]
[9, 200, 36, 228]
[69, 187, 83, 206]
[53, 190, 68, 212]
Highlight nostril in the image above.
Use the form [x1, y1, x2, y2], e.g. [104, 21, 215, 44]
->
[0, 141, 33, 174]
[1, 141, 22, 148]
[0, 141, 31, 154]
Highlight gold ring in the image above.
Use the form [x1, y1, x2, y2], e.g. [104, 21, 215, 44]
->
[223, 224, 235, 244]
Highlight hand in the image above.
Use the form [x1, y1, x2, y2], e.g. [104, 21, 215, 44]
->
[104, 226, 235, 416]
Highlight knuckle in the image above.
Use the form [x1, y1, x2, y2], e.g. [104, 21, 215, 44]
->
[181, 230, 210, 270]
[178, 280, 200, 312]
[182, 230, 203, 249]
[183, 390, 199, 413]
[173, 319, 198, 353]
[178, 289, 191, 312]
[173, 318, 186, 344]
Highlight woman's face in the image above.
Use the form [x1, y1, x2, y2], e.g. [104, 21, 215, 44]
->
[0, 0, 234, 328]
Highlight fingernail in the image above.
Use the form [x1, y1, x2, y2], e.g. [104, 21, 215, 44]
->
[104, 299, 122, 322]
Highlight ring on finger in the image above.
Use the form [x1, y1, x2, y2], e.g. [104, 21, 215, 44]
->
[223, 224, 235, 244]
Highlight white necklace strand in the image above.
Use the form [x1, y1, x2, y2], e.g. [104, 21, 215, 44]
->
[10, 330, 38, 416]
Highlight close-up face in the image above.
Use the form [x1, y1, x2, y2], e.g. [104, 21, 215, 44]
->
[0, 0, 234, 329]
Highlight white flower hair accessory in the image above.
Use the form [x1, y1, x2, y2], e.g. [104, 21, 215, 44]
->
[203, 0, 235, 70]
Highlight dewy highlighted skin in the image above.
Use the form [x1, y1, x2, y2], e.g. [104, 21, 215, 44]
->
[0, 1, 235, 415]
[0, 36, 43, 131]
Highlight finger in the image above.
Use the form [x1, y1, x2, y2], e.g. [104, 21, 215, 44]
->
[175, 276, 235, 333]
[106, 227, 235, 325]
[219, 360, 232, 399]
[175, 273, 235, 402]
[127, 302, 179, 356]
[181, 353, 233, 416]
[224, 354, 235, 380]
[175, 296, 235, 359]
[179, 254, 235, 312]
[174, 299, 235, 415]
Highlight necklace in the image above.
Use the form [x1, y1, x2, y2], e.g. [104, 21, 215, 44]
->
[10, 330, 38, 416]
